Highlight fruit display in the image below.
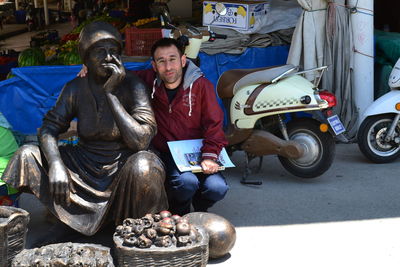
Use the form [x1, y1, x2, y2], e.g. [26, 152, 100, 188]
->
[43, 45, 58, 60]
[132, 17, 158, 27]
[70, 14, 124, 35]
[114, 210, 202, 249]
[12, 12, 159, 68]
[57, 40, 82, 65]
[18, 48, 45, 67]
[30, 30, 60, 47]
[60, 33, 79, 44]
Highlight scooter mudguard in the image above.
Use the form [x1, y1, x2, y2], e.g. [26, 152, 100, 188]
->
[231, 75, 328, 129]
[361, 90, 400, 122]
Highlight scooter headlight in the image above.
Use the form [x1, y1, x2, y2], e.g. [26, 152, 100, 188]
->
[318, 90, 337, 108]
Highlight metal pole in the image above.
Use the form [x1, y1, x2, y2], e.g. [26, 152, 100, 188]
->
[43, 0, 49, 25]
[349, 0, 374, 126]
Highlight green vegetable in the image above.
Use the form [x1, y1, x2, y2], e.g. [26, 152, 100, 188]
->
[18, 48, 45, 67]
[58, 47, 82, 65]
[6, 72, 14, 79]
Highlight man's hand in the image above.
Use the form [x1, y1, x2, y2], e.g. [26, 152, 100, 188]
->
[48, 161, 73, 206]
[103, 55, 126, 93]
[77, 64, 88, 77]
[201, 159, 220, 174]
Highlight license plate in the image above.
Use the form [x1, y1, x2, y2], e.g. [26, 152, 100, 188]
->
[327, 115, 346, 135]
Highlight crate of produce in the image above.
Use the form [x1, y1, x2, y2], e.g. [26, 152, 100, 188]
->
[125, 27, 162, 57]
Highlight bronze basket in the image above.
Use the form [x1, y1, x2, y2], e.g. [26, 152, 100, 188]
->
[0, 206, 29, 267]
[113, 227, 209, 267]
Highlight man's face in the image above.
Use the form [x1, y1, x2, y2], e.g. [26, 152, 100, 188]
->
[85, 39, 121, 78]
[151, 45, 186, 89]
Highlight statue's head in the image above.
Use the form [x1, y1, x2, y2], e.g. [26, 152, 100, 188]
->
[78, 21, 122, 78]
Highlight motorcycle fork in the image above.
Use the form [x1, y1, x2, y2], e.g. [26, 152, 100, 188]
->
[278, 115, 289, 140]
[385, 114, 400, 142]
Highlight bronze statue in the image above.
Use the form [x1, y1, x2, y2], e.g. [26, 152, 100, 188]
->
[184, 212, 236, 259]
[12, 242, 114, 266]
[1, 21, 168, 237]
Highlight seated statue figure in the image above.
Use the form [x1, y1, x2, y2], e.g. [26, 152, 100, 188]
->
[1, 21, 168, 236]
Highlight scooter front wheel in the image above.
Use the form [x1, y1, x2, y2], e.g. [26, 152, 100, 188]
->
[357, 114, 400, 163]
[278, 118, 335, 178]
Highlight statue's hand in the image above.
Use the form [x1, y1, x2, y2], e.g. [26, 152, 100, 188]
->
[49, 161, 73, 206]
[103, 55, 126, 93]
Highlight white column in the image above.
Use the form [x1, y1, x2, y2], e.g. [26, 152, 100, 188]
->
[34, 0, 38, 8]
[349, 0, 374, 126]
[43, 0, 49, 25]
[15, 0, 19, 10]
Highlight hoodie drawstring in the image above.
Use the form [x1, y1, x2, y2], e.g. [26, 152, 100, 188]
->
[188, 82, 193, 117]
[151, 78, 156, 99]
[153, 77, 193, 117]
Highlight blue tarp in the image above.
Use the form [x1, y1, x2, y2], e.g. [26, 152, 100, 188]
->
[0, 46, 289, 134]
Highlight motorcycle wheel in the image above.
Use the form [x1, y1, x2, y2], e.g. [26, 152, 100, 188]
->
[278, 118, 335, 178]
[357, 114, 400, 163]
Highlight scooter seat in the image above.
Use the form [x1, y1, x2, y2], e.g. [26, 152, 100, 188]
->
[217, 64, 297, 99]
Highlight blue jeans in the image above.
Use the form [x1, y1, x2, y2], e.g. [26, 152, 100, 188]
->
[161, 153, 229, 216]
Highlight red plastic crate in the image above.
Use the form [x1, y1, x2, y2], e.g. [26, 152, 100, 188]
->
[125, 27, 162, 57]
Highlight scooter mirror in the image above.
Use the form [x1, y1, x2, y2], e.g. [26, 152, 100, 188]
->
[215, 3, 227, 16]
[389, 58, 400, 89]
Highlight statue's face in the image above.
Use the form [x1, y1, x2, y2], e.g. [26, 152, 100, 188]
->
[85, 39, 121, 78]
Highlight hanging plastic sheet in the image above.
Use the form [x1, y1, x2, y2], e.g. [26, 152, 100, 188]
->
[199, 46, 289, 87]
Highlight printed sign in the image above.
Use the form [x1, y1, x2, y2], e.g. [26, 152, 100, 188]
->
[203, 1, 269, 30]
[327, 115, 346, 135]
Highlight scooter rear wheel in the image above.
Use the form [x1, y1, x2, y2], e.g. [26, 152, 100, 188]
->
[278, 118, 335, 178]
[357, 114, 400, 163]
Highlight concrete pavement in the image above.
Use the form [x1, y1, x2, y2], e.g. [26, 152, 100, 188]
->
[0, 21, 73, 52]
[0, 23, 27, 41]
[19, 143, 400, 266]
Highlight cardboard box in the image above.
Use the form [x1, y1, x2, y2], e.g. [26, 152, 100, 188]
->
[202, 1, 269, 31]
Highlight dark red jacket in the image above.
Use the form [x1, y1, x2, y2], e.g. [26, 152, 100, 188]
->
[135, 61, 227, 160]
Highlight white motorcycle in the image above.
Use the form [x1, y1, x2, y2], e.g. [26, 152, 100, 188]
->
[357, 58, 400, 163]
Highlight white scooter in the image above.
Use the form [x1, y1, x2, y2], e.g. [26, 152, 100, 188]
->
[357, 58, 400, 163]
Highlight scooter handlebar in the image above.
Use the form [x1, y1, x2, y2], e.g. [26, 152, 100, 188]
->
[214, 33, 228, 39]
[209, 32, 228, 41]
